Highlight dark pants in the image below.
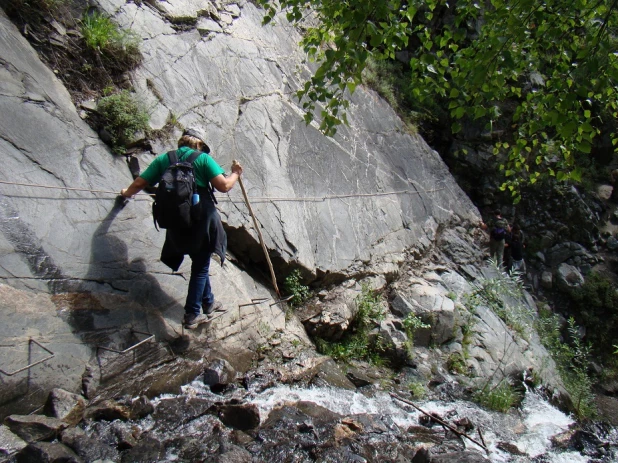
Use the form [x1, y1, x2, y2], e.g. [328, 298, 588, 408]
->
[184, 246, 214, 316]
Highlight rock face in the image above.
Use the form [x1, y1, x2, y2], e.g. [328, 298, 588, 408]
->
[0, 0, 477, 417]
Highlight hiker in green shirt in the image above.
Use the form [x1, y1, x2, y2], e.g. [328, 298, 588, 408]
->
[120, 128, 243, 329]
[480, 209, 510, 268]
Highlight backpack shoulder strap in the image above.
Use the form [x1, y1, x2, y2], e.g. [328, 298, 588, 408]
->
[186, 150, 202, 164]
[167, 150, 179, 165]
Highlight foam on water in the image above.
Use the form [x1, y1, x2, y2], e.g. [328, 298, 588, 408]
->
[247, 384, 587, 461]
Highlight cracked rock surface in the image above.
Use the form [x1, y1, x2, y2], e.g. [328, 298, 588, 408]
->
[0, 0, 478, 418]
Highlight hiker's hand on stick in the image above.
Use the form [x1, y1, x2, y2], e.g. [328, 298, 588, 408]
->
[231, 160, 243, 176]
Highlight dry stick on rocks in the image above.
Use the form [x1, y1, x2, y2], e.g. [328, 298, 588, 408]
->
[232, 160, 280, 298]
[389, 393, 489, 455]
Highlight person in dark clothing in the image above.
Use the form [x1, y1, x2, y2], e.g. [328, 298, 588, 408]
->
[507, 224, 526, 274]
[480, 209, 510, 268]
[120, 128, 243, 329]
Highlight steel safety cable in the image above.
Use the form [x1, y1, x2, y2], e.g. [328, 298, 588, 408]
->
[0, 179, 444, 202]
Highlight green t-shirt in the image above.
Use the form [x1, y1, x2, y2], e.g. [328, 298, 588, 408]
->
[139, 146, 225, 188]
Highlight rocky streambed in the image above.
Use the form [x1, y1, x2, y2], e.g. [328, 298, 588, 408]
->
[1, 353, 617, 463]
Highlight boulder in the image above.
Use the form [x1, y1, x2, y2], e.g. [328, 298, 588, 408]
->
[4, 415, 68, 443]
[0, 424, 27, 456]
[60, 427, 118, 462]
[541, 271, 553, 289]
[15, 442, 82, 463]
[43, 388, 86, 426]
[407, 284, 457, 345]
[555, 263, 584, 290]
[84, 400, 131, 422]
[204, 358, 237, 390]
[217, 403, 260, 430]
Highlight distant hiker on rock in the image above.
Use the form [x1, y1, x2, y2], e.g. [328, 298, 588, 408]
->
[120, 128, 243, 329]
[507, 223, 526, 274]
[480, 208, 510, 268]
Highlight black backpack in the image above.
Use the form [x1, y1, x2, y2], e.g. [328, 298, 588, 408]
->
[152, 150, 202, 231]
[491, 225, 507, 241]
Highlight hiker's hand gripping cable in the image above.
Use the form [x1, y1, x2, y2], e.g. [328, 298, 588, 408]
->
[120, 177, 149, 198]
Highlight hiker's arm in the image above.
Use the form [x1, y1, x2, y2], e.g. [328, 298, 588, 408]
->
[120, 177, 149, 198]
[211, 162, 243, 193]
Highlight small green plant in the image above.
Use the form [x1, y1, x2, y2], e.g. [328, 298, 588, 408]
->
[283, 269, 310, 307]
[96, 90, 149, 153]
[316, 284, 387, 365]
[465, 261, 533, 338]
[81, 11, 141, 67]
[408, 381, 426, 398]
[402, 312, 430, 356]
[446, 291, 457, 301]
[569, 272, 618, 362]
[447, 352, 468, 375]
[474, 379, 521, 413]
[535, 311, 597, 420]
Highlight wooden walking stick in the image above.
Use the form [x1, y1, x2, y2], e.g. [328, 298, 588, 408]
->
[232, 160, 280, 297]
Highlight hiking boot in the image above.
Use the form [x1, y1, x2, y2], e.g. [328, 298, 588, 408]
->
[184, 313, 208, 329]
[203, 300, 223, 316]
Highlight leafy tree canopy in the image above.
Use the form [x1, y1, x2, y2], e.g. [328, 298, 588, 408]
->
[256, 0, 618, 201]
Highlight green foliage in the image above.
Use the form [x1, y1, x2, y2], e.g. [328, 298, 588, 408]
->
[474, 379, 521, 413]
[283, 269, 310, 307]
[316, 284, 387, 365]
[535, 310, 597, 420]
[408, 381, 426, 399]
[402, 312, 430, 357]
[81, 11, 141, 68]
[256, 0, 618, 198]
[465, 261, 533, 337]
[96, 90, 149, 153]
[568, 272, 618, 361]
[447, 352, 467, 376]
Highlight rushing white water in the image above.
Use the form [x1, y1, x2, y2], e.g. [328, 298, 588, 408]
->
[237, 383, 594, 462]
[135, 379, 615, 462]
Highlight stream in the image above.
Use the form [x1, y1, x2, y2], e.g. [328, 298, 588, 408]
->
[76, 378, 617, 462]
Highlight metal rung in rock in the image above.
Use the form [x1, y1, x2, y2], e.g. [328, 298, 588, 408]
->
[0, 339, 55, 376]
[97, 330, 155, 354]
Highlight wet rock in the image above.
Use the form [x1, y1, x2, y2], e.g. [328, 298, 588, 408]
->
[151, 397, 214, 433]
[430, 450, 490, 462]
[16, 441, 82, 463]
[412, 447, 431, 463]
[218, 443, 252, 463]
[43, 388, 86, 426]
[127, 395, 154, 420]
[496, 441, 527, 456]
[0, 424, 27, 456]
[60, 427, 118, 462]
[346, 368, 374, 387]
[217, 403, 260, 430]
[308, 358, 357, 390]
[84, 399, 131, 422]
[110, 421, 139, 450]
[407, 424, 443, 443]
[204, 358, 237, 392]
[4, 415, 68, 443]
[119, 435, 164, 463]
